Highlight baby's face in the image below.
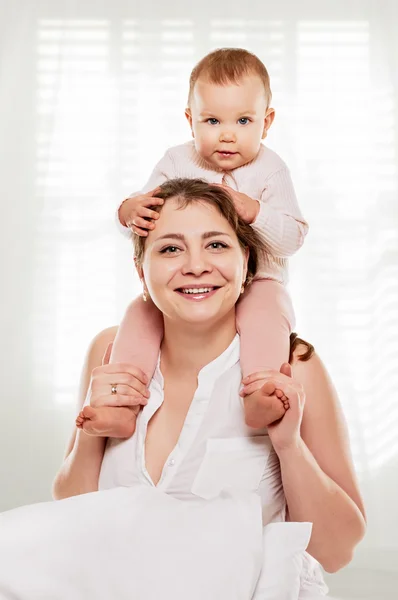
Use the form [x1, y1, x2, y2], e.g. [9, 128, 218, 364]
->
[187, 75, 272, 171]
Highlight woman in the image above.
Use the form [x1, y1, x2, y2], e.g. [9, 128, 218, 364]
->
[52, 178, 366, 590]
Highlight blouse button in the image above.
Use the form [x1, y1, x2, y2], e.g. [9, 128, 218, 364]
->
[168, 458, 175, 467]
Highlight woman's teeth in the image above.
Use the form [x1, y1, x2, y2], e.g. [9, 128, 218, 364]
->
[181, 287, 213, 294]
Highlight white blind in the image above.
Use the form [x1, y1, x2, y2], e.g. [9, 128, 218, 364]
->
[33, 17, 398, 478]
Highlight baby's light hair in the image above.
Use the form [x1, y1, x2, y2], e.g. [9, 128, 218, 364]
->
[188, 47, 272, 106]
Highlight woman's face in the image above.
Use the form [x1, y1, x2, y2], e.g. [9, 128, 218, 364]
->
[140, 197, 248, 329]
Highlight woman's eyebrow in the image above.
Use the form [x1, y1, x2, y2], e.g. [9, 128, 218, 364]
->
[156, 233, 185, 242]
[202, 231, 231, 239]
[155, 231, 231, 242]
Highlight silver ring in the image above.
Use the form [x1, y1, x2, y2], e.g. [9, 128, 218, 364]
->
[111, 384, 117, 395]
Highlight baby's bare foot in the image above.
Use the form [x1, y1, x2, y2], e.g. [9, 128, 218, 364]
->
[78, 405, 138, 438]
[244, 381, 288, 429]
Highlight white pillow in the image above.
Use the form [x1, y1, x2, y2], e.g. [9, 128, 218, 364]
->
[252, 521, 313, 600]
[0, 486, 264, 600]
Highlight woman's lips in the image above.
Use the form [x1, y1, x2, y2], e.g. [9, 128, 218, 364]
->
[175, 286, 220, 301]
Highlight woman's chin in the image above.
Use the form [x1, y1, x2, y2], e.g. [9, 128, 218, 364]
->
[172, 296, 235, 326]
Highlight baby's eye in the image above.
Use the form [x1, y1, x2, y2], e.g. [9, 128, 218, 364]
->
[160, 245, 181, 254]
[207, 118, 219, 125]
[238, 117, 250, 125]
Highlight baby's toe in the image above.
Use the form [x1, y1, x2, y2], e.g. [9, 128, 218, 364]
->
[261, 381, 276, 396]
[82, 405, 97, 420]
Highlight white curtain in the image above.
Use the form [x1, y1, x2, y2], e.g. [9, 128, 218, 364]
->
[1, 0, 397, 591]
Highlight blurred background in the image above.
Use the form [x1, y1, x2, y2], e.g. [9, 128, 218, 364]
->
[0, 1, 397, 598]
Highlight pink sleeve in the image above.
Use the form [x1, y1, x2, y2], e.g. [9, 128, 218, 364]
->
[252, 168, 308, 258]
[115, 150, 175, 237]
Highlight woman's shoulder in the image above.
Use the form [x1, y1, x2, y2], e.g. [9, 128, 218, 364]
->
[86, 326, 119, 366]
[290, 336, 329, 386]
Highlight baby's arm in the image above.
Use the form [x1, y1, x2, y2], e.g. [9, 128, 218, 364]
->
[253, 168, 308, 257]
[116, 150, 175, 237]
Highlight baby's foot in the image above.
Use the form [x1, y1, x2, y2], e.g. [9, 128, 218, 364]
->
[76, 405, 138, 438]
[244, 381, 289, 429]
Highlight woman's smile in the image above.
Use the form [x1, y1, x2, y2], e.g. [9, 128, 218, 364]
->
[142, 198, 247, 326]
[174, 284, 221, 301]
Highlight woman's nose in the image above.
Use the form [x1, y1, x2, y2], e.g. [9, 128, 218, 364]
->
[181, 250, 212, 276]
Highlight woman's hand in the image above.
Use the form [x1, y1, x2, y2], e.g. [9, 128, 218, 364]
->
[87, 343, 150, 411]
[75, 343, 150, 438]
[241, 363, 306, 453]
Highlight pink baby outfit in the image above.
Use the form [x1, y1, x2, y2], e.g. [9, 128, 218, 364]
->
[112, 141, 308, 378]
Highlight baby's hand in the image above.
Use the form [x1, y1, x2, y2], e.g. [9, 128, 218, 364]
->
[119, 187, 164, 236]
[214, 184, 260, 224]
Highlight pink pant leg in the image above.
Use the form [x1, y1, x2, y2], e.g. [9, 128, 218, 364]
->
[236, 279, 295, 378]
[110, 295, 164, 381]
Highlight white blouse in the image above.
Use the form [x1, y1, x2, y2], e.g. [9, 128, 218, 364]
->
[99, 334, 328, 596]
[99, 334, 285, 526]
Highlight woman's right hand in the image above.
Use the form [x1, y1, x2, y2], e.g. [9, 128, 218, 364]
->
[87, 343, 150, 415]
[75, 343, 150, 438]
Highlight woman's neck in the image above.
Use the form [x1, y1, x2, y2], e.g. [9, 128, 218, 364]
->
[160, 313, 237, 377]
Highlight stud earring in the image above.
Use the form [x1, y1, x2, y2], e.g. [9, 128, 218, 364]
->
[240, 285, 245, 295]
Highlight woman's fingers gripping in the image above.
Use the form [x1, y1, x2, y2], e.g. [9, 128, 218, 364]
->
[90, 363, 150, 408]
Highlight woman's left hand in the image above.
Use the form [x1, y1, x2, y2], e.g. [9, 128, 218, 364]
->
[242, 363, 306, 453]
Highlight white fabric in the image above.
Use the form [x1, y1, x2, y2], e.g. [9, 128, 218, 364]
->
[99, 335, 328, 596]
[116, 141, 309, 283]
[0, 485, 264, 600]
[99, 335, 286, 527]
[253, 522, 315, 600]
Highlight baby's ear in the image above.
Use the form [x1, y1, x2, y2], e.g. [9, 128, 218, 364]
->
[262, 107, 275, 139]
[185, 108, 194, 137]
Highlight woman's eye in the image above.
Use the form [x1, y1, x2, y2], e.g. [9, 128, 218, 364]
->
[160, 246, 180, 254]
[207, 118, 219, 125]
[208, 242, 227, 250]
[238, 117, 250, 125]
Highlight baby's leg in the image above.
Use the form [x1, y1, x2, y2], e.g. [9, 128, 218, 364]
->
[110, 294, 164, 374]
[237, 280, 295, 427]
[80, 295, 163, 438]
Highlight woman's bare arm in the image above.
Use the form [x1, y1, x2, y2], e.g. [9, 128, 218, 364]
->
[278, 348, 366, 573]
[51, 326, 118, 500]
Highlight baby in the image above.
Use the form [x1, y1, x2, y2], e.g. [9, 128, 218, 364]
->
[76, 48, 308, 438]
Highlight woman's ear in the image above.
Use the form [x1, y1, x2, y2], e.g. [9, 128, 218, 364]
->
[185, 108, 195, 138]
